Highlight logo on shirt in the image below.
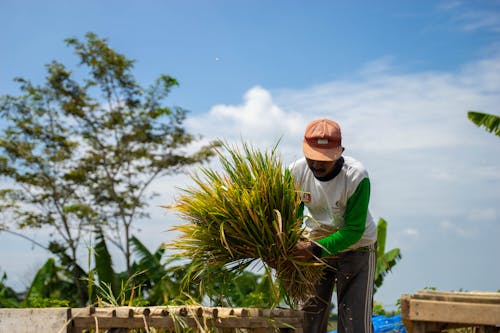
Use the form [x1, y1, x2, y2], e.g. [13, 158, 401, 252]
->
[302, 192, 312, 203]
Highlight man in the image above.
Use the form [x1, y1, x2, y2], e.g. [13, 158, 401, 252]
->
[289, 118, 377, 333]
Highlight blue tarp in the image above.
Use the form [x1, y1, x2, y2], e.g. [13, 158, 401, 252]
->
[329, 314, 407, 333]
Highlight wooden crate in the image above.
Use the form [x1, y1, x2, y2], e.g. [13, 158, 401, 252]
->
[401, 290, 500, 333]
[0, 306, 304, 333]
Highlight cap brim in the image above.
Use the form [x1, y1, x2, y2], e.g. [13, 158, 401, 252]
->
[302, 141, 343, 162]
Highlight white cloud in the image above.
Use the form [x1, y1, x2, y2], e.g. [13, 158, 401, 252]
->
[437, 1, 464, 11]
[278, 65, 499, 154]
[402, 228, 420, 237]
[358, 56, 397, 76]
[466, 208, 498, 222]
[458, 10, 500, 33]
[438, 1, 500, 33]
[186, 86, 306, 151]
[438, 219, 477, 238]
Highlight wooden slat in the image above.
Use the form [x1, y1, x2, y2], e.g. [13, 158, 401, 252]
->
[216, 317, 303, 328]
[71, 316, 303, 330]
[400, 295, 414, 333]
[72, 316, 177, 330]
[406, 298, 500, 325]
[413, 290, 500, 304]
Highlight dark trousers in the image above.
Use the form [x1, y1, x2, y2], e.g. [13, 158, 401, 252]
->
[301, 243, 376, 333]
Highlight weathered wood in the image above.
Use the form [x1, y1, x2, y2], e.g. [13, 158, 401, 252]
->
[216, 317, 303, 328]
[400, 295, 414, 333]
[410, 321, 471, 333]
[0, 306, 304, 332]
[72, 316, 177, 330]
[402, 291, 500, 333]
[406, 298, 500, 325]
[0, 308, 71, 333]
[412, 321, 446, 333]
[471, 327, 498, 333]
[71, 316, 303, 330]
[413, 290, 500, 304]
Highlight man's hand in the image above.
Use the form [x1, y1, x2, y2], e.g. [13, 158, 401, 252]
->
[292, 241, 314, 262]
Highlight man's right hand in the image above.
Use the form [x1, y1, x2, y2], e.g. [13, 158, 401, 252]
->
[292, 241, 315, 262]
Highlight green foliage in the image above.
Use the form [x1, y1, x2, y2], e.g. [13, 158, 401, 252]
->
[375, 218, 402, 294]
[129, 236, 169, 304]
[22, 297, 70, 308]
[93, 231, 117, 296]
[89, 271, 149, 307]
[0, 32, 216, 305]
[22, 258, 82, 307]
[6, 236, 180, 308]
[373, 301, 388, 316]
[225, 271, 278, 308]
[87, 236, 179, 306]
[0, 272, 21, 308]
[373, 300, 400, 316]
[182, 262, 279, 308]
[467, 111, 500, 137]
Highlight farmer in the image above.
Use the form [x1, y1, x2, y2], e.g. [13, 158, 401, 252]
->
[289, 118, 377, 333]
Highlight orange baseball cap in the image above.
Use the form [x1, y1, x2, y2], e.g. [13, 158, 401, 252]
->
[302, 119, 343, 161]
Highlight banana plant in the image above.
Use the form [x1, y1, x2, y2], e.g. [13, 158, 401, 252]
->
[92, 231, 118, 299]
[0, 272, 21, 307]
[374, 218, 402, 293]
[91, 233, 196, 306]
[128, 236, 173, 305]
[22, 258, 74, 307]
[467, 111, 500, 137]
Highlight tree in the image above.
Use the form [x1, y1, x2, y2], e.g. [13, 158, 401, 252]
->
[0, 32, 216, 304]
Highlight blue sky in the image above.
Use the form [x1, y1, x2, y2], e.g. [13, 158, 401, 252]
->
[1, 1, 499, 310]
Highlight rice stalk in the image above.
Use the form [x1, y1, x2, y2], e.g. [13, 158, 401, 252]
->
[166, 141, 324, 307]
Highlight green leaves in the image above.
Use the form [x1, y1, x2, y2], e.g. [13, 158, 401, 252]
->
[24, 258, 74, 307]
[0, 273, 21, 308]
[374, 218, 402, 293]
[467, 111, 500, 137]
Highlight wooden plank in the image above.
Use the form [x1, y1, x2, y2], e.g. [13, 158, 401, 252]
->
[400, 295, 414, 333]
[413, 290, 500, 304]
[71, 316, 303, 330]
[412, 321, 450, 333]
[72, 316, 178, 330]
[407, 299, 500, 325]
[216, 317, 303, 329]
[0, 308, 71, 333]
[411, 321, 476, 333]
[416, 290, 500, 297]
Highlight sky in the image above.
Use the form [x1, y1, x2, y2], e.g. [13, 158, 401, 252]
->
[1, 0, 499, 311]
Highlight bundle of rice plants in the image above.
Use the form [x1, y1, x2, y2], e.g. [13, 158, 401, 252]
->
[166, 141, 324, 307]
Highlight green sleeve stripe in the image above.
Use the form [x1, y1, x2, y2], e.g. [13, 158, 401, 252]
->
[316, 177, 370, 256]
